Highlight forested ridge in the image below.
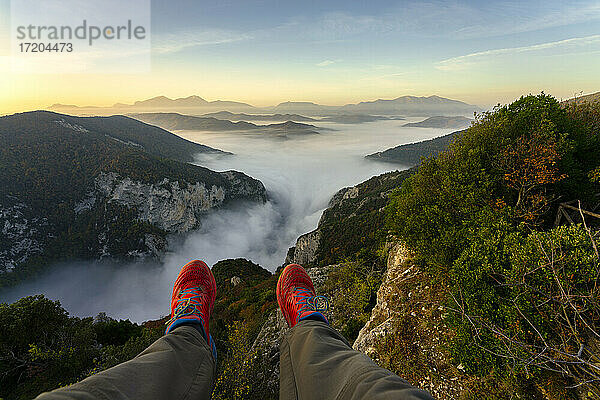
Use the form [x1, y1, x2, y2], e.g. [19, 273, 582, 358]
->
[0, 111, 262, 287]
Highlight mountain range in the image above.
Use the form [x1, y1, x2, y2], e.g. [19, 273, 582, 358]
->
[129, 113, 328, 137]
[319, 114, 405, 123]
[201, 111, 318, 122]
[49, 95, 481, 117]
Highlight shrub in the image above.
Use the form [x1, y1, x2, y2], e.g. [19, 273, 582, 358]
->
[212, 321, 272, 400]
[324, 262, 382, 342]
[0, 296, 97, 399]
[0, 295, 161, 400]
[386, 94, 600, 396]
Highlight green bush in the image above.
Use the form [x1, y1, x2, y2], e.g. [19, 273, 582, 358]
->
[93, 327, 163, 372]
[0, 296, 161, 400]
[325, 262, 382, 343]
[386, 94, 600, 395]
[0, 296, 97, 399]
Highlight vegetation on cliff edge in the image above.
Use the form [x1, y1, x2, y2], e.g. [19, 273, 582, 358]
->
[387, 94, 600, 397]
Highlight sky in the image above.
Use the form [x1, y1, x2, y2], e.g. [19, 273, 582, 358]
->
[1, 0, 599, 113]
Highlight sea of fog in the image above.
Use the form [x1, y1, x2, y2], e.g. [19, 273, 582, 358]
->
[1, 119, 454, 322]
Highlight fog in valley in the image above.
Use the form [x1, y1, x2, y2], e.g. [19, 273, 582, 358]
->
[1, 119, 454, 322]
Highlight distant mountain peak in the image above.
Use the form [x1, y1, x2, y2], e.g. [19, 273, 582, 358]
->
[132, 95, 169, 105]
[276, 101, 320, 106]
[132, 95, 210, 107]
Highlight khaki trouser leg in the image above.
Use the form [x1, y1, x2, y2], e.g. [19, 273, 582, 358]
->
[36, 326, 215, 400]
[280, 320, 434, 400]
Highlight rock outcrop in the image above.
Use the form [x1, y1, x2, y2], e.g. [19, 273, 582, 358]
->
[1, 171, 267, 275]
[0, 200, 50, 273]
[353, 243, 466, 398]
[353, 243, 411, 357]
[254, 242, 468, 399]
[285, 170, 412, 267]
[221, 170, 268, 202]
[285, 183, 364, 266]
[93, 172, 227, 233]
[285, 230, 320, 266]
[327, 185, 359, 208]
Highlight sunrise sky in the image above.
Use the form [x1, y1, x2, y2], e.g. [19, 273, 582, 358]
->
[1, 0, 599, 114]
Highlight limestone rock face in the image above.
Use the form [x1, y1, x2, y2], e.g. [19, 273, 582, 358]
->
[286, 230, 320, 266]
[352, 242, 466, 398]
[327, 185, 359, 209]
[285, 184, 360, 267]
[1, 170, 267, 274]
[94, 172, 227, 233]
[221, 170, 268, 202]
[255, 241, 466, 399]
[286, 176, 390, 268]
[353, 243, 410, 356]
[0, 200, 50, 273]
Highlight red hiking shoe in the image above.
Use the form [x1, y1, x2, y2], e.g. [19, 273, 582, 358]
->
[277, 264, 329, 328]
[165, 260, 217, 358]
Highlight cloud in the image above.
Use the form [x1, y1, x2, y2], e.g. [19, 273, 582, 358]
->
[153, 28, 252, 54]
[145, 1, 600, 54]
[297, 1, 600, 41]
[436, 34, 600, 71]
[452, 2, 600, 39]
[316, 59, 341, 67]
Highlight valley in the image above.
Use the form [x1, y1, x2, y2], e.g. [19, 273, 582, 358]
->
[0, 116, 454, 320]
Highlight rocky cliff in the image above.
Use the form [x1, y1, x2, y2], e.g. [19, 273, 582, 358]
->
[353, 243, 466, 398]
[286, 170, 413, 267]
[0, 110, 267, 284]
[0, 170, 267, 277]
[0, 200, 49, 273]
[254, 242, 465, 399]
[90, 171, 265, 234]
[285, 230, 320, 266]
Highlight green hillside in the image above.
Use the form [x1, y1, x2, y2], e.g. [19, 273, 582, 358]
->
[3, 111, 225, 161]
[366, 131, 459, 166]
[0, 111, 266, 287]
[562, 91, 600, 105]
[386, 94, 600, 397]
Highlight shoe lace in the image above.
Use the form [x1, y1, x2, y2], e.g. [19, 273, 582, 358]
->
[166, 287, 205, 326]
[293, 287, 329, 320]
